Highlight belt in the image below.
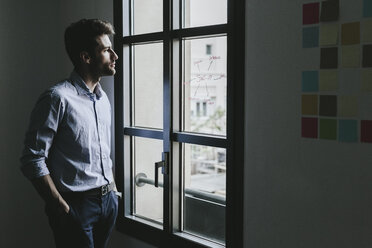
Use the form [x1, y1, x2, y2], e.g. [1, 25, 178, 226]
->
[62, 182, 116, 197]
[86, 181, 116, 196]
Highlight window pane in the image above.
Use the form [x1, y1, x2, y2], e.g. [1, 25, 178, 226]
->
[134, 137, 163, 224]
[183, 36, 226, 136]
[133, 0, 163, 35]
[133, 43, 163, 129]
[184, 0, 227, 28]
[183, 143, 226, 243]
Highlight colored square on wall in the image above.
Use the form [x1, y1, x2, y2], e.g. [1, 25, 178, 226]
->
[361, 69, 372, 91]
[342, 45, 360, 68]
[319, 95, 337, 116]
[339, 119, 358, 142]
[362, 19, 372, 42]
[319, 70, 338, 91]
[302, 117, 318, 138]
[320, 0, 339, 22]
[338, 95, 358, 117]
[302, 71, 319, 92]
[303, 27, 319, 48]
[320, 23, 339, 46]
[360, 120, 372, 143]
[302, 94, 318, 115]
[362, 45, 372, 67]
[303, 2, 320, 25]
[341, 22, 360, 45]
[363, 0, 372, 17]
[361, 120, 372, 142]
[320, 47, 338, 69]
[319, 118, 337, 140]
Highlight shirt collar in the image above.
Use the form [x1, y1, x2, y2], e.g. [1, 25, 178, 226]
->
[69, 71, 103, 99]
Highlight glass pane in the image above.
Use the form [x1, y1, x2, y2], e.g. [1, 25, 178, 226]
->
[183, 143, 226, 243]
[134, 137, 163, 224]
[184, 0, 227, 28]
[183, 36, 227, 136]
[133, 0, 163, 35]
[133, 43, 163, 129]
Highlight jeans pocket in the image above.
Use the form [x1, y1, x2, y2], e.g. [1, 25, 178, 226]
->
[112, 191, 119, 205]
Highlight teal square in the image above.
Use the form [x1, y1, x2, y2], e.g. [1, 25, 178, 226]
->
[302, 71, 319, 92]
[364, 0, 372, 17]
[303, 26, 319, 48]
[338, 120, 358, 142]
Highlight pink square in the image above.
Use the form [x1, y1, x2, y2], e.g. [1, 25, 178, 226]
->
[303, 2, 320, 25]
[361, 120, 372, 143]
[302, 117, 318, 138]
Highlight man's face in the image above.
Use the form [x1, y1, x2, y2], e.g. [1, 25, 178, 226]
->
[90, 34, 118, 77]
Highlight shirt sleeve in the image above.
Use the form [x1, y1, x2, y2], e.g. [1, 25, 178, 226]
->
[20, 90, 64, 180]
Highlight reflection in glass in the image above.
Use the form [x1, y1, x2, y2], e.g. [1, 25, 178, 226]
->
[134, 137, 163, 224]
[183, 36, 227, 136]
[183, 143, 226, 243]
[184, 0, 227, 28]
[133, 42, 163, 129]
[133, 0, 163, 35]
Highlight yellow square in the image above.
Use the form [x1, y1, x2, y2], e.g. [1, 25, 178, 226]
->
[362, 19, 372, 43]
[320, 23, 339, 46]
[338, 95, 358, 117]
[342, 45, 360, 68]
[319, 70, 338, 91]
[361, 69, 372, 92]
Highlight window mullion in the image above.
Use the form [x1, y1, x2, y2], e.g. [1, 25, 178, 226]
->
[163, 0, 172, 234]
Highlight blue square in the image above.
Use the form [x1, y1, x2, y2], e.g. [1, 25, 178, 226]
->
[364, 0, 372, 17]
[303, 26, 319, 48]
[302, 71, 319, 92]
[338, 119, 358, 142]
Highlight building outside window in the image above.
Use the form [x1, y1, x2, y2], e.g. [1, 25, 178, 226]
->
[206, 44, 212, 55]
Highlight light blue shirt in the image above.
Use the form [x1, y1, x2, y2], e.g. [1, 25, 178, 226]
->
[20, 71, 114, 192]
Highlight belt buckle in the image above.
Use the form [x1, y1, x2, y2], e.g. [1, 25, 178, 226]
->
[101, 185, 109, 196]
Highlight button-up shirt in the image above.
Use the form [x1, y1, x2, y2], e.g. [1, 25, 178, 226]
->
[20, 71, 114, 192]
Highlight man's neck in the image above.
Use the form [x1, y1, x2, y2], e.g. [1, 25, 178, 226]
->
[75, 68, 100, 93]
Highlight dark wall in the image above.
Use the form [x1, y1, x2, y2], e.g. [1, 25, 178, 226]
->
[0, 0, 154, 247]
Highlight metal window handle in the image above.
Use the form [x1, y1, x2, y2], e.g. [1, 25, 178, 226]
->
[154, 152, 169, 188]
[155, 161, 164, 188]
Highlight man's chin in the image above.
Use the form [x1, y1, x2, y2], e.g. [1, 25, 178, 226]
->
[102, 69, 116, 76]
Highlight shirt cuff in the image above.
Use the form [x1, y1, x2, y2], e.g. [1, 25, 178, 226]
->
[21, 161, 50, 180]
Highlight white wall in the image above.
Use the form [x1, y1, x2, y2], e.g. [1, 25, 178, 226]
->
[0, 0, 154, 247]
[245, 0, 372, 247]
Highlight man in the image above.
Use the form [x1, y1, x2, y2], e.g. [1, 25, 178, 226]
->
[20, 19, 119, 248]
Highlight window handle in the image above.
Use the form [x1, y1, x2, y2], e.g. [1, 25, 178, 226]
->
[154, 152, 169, 188]
[155, 161, 164, 188]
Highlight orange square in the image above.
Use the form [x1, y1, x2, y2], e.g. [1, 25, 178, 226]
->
[341, 22, 360, 45]
[302, 94, 318, 115]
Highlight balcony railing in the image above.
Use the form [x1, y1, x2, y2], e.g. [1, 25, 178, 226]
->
[135, 173, 226, 205]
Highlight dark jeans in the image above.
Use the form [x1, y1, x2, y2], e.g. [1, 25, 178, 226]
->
[45, 191, 118, 248]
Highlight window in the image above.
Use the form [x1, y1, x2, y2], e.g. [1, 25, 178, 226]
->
[114, 0, 245, 247]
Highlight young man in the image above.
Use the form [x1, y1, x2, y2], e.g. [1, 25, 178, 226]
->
[20, 19, 119, 248]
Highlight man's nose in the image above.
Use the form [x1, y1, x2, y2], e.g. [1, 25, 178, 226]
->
[111, 49, 118, 60]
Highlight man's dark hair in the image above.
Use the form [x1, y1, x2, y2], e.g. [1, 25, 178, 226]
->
[64, 19, 115, 67]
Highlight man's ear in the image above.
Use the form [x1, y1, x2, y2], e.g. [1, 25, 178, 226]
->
[80, 51, 91, 65]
